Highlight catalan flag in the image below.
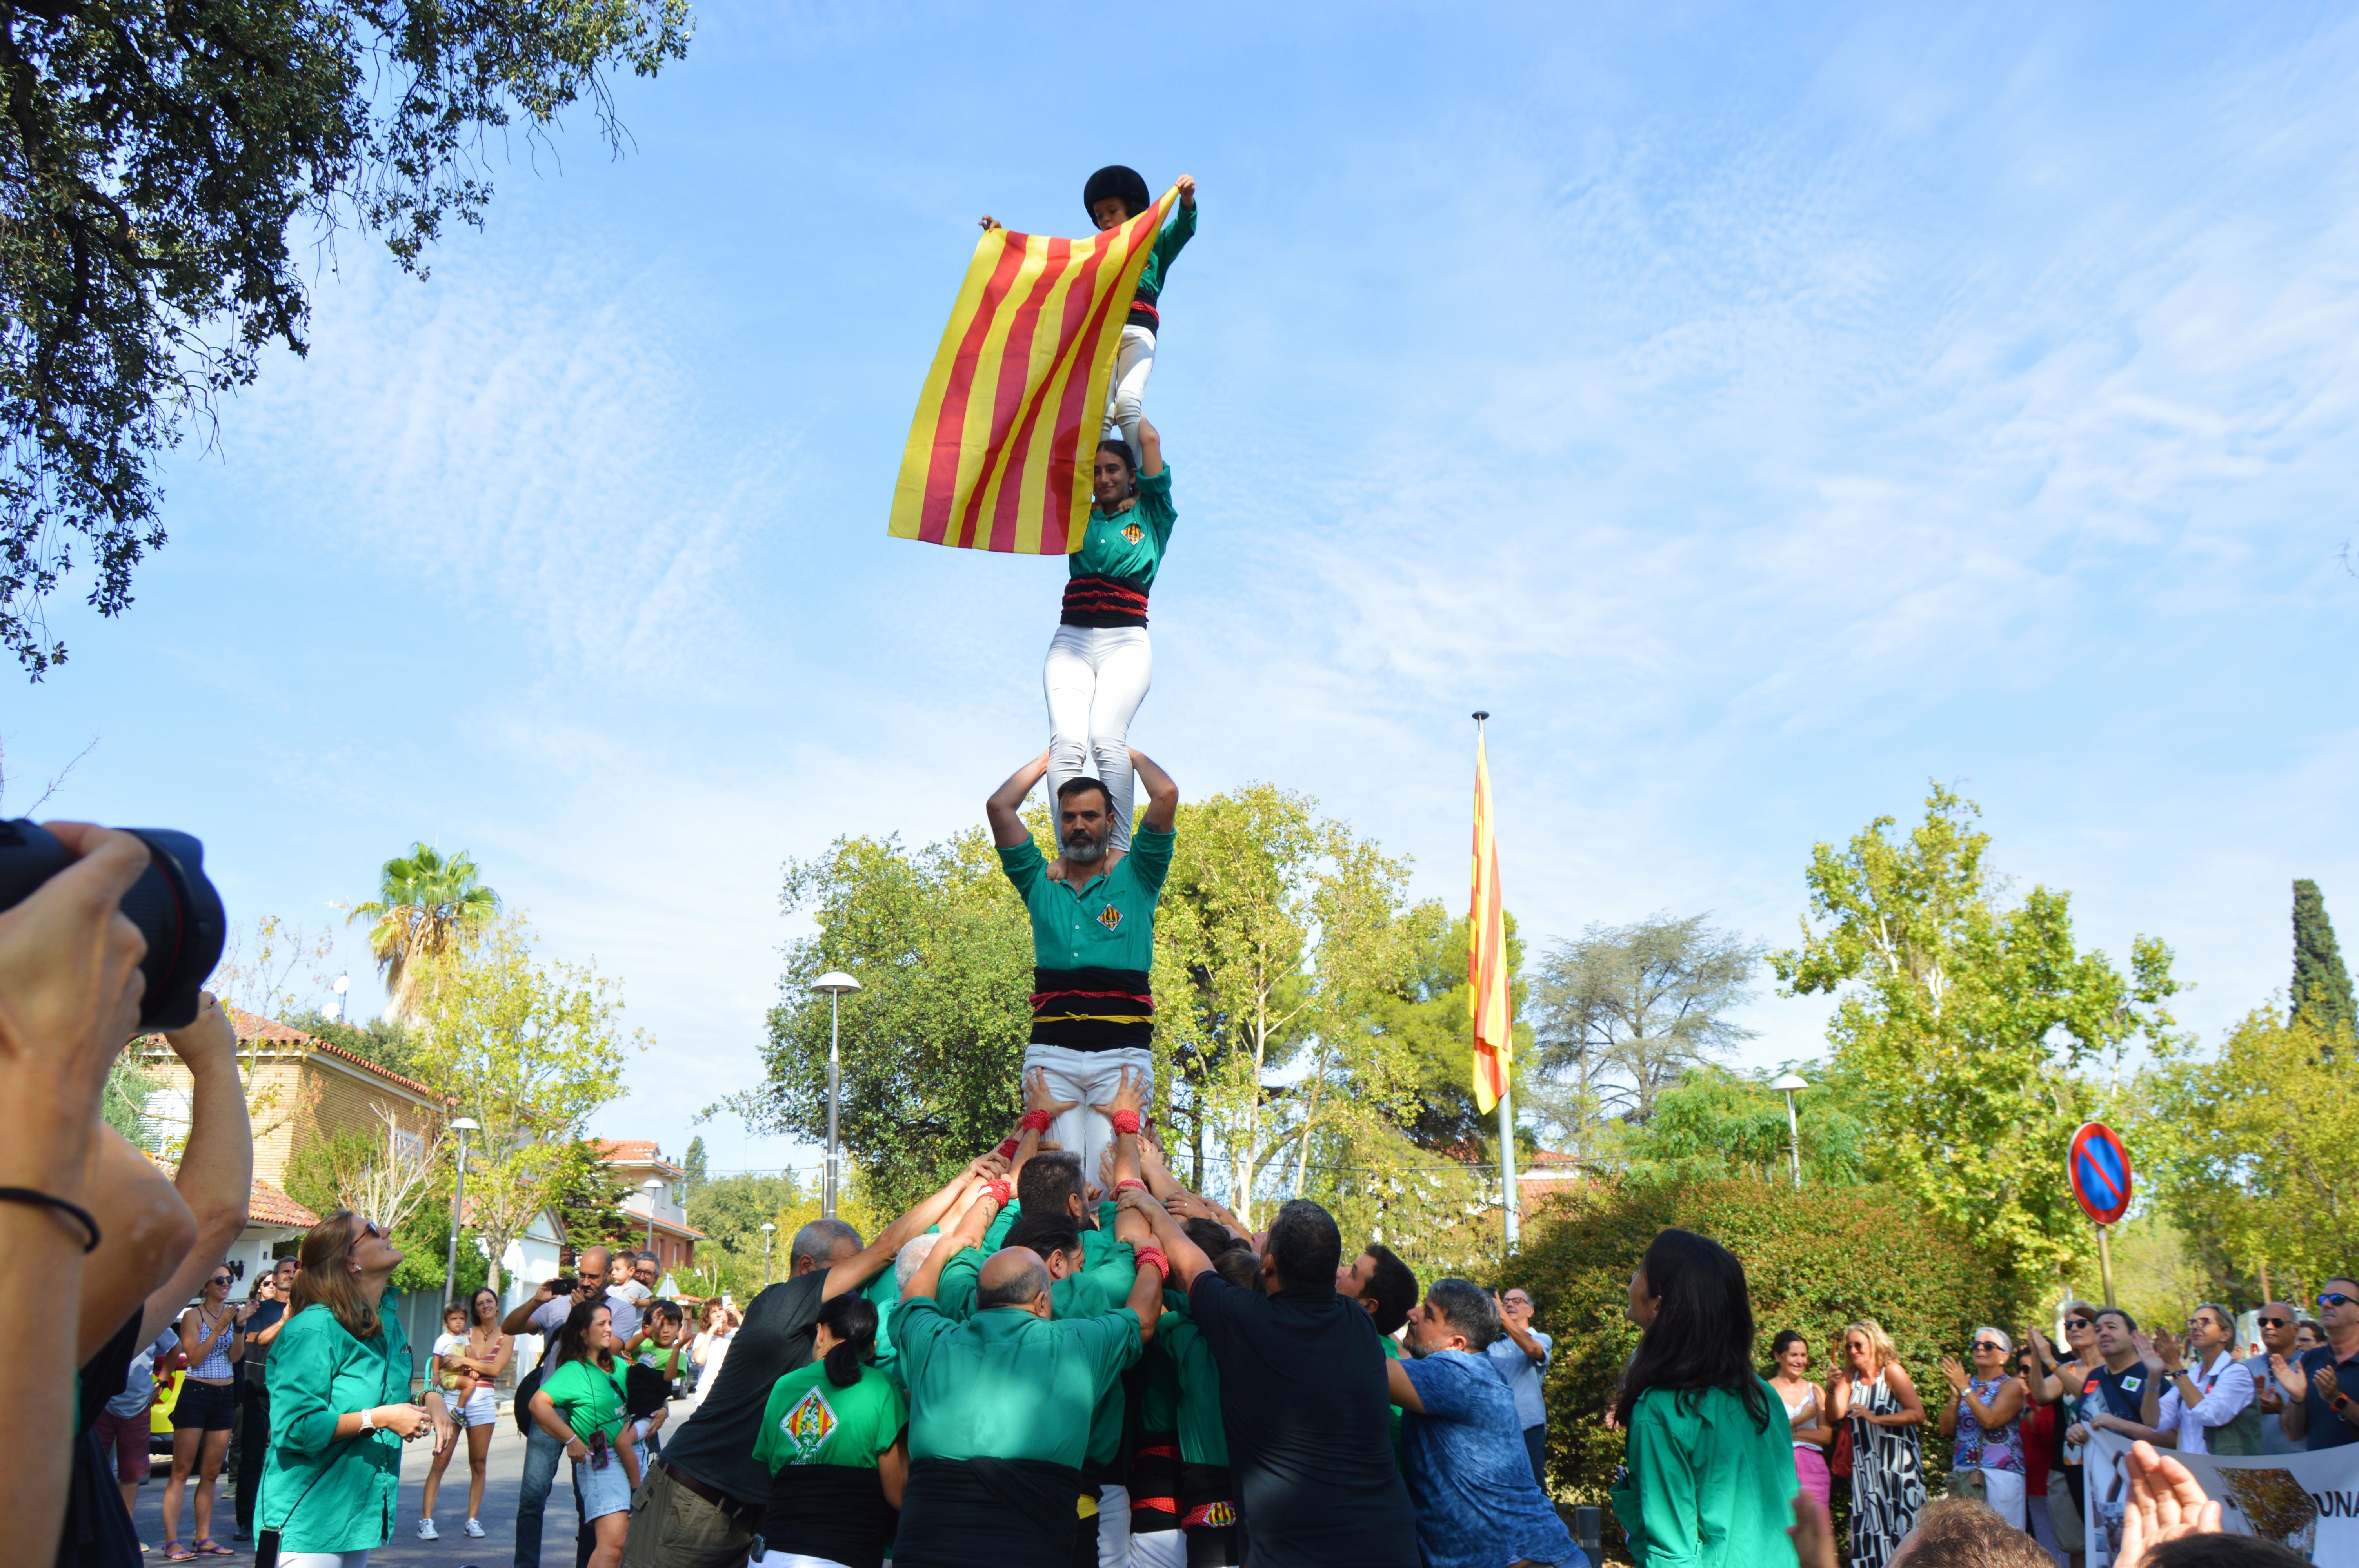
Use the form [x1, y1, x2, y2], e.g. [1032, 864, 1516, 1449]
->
[889, 187, 1179, 554]
[1470, 729, 1514, 1114]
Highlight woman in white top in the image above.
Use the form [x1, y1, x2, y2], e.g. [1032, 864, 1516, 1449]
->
[688, 1300, 735, 1411]
[1769, 1329, 1835, 1507]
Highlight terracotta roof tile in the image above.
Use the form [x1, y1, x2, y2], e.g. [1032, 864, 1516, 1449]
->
[219, 1006, 444, 1101]
[248, 1177, 318, 1229]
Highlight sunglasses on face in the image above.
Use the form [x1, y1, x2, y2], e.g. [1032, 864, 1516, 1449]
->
[2261, 1316, 2293, 1328]
[209, 1276, 232, 1287]
[2065, 1318, 2094, 1331]
[2324, 1293, 2359, 1309]
[1973, 1342, 2004, 1354]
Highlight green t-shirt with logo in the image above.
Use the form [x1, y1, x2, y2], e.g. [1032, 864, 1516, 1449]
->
[538, 1356, 628, 1445]
[752, 1362, 908, 1473]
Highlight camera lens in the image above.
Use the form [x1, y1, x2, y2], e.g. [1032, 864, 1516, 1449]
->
[0, 819, 225, 1030]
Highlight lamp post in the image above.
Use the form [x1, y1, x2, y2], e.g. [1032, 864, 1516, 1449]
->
[1770, 1074, 1809, 1189]
[811, 972, 862, 1220]
[642, 1177, 665, 1259]
[331, 971, 350, 1024]
[760, 1221, 777, 1289]
[444, 1116, 480, 1302]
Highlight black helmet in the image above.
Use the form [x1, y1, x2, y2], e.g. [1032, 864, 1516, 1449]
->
[1083, 165, 1152, 222]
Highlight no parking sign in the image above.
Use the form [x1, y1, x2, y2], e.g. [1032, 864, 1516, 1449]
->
[2068, 1122, 2132, 1227]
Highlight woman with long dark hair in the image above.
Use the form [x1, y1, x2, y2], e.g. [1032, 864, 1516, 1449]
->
[1607, 1229, 1799, 1564]
[259, 1210, 436, 1567]
[528, 1300, 639, 1568]
[1770, 1330, 1835, 1509]
[751, 1292, 909, 1568]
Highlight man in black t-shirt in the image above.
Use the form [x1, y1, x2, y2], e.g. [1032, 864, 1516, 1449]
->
[230, 1258, 296, 1539]
[622, 1152, 1007, 1568]
[1119, 1189, 1419, 1568]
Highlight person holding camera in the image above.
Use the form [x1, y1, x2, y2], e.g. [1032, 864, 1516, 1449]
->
[234, 1257, 300, 1541]
[502, 1253, 613, 1568]
[258, 1209, 442, 1567]
[529, 1300, 640, 1568]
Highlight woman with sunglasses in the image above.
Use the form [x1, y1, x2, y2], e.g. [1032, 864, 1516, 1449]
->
[2151, 1303, 2261, 1457]
[1938, 1328, 2029, 1527]
[260, 1211, 438, 1567]
[1829, 1319, 1926, 1568]
[160, 1263, 245, 1559]
[2028, 1302, 2103, 1568]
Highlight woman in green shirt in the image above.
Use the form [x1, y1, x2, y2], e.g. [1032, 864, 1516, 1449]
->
[260, 1209, 437, 1567]
[1609, 1228, 1799, 1567]
[528, 1300, 640, 1568]
[751, 1292, 909, 1568]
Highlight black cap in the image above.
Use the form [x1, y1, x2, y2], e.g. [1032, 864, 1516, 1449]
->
[1083, 165, 1152, 221]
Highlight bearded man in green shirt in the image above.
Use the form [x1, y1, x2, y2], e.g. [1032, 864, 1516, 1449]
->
[891, 1126, 1168, 1568]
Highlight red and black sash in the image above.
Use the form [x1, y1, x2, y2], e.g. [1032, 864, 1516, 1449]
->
[1060, 573, 1151, 629]
[1030, 966, 1154, 1051]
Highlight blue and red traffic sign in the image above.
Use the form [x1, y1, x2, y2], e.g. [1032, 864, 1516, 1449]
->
[2068, 1122, 2133, 1227]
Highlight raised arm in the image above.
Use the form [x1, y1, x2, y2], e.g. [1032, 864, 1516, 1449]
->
[825, 1151, 1007, 1301]
[1117, 1186, 1214, 1291]
[1129, 750, 1178, 834]
[1386, 1356, 1424, 1415]
[987, 751, 1052, 849]
[906, 1181, 1005, 1305]
[504, 1277, 562, 1336]
[1136, 416, 1164, 479]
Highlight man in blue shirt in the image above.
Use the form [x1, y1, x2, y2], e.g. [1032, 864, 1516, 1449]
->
[2282, 1278, 2359, 1450]
[1385, 1279, 1585, 1568]
[1487, 1286, 1554, 1486]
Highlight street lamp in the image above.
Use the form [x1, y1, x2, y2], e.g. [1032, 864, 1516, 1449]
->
[331, 971, 349, 1024]
[1770, 1074, 1809, 1189]
[760, 1221, 777, 1289]
[642, 1177, 665, 1256]
[811, 972, 862, 1220]
[444, 1116, 480, 1302]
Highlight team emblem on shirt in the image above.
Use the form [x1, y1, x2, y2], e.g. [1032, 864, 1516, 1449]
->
[781, 1388, 836, 1460]
[1098, 905, 1123, 931]
[1200, 1503, 1237, 1528]
[1122, 523, 1144, 544]
[2120, 1375, 2142, 1393]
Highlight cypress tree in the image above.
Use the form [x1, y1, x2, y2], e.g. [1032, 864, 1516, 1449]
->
[2292, 879, 2355, 1031]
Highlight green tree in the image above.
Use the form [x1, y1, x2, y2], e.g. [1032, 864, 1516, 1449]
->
[349, 844, 500, 1019]
[1610, 1063, 1866, 1187]
[1770, 784, 2182, 1283]
[2293, 879, 2355, 1033]
[2140, 1005, 2359, 1305]
[285, 1008, 418, 1078]
[547, 1138, 633, 1263]
[1529, 913, 1764, 1143]
[409, 913, 639, 1293]
[0, 0, 691, 676]
[680, 1135, 708, 1203]
[739, 829, 1032, 1214]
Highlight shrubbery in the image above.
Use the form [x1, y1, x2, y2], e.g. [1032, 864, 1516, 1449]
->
[1495, 1178, 2029, 1531]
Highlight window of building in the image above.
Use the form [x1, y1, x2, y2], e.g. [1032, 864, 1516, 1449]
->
[140, 1088, 191, 1154]
[392, 1126, 425, 1167]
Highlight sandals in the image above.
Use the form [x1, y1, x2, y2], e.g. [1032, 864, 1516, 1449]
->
[193, 1541, 234, 1557]
[162, 1547, 194, 1563]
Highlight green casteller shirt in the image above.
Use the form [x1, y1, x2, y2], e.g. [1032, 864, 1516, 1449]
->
[1072, 467, 1176, 588]
[539, 1356, 631, 1445]
[892, 1295, 1142, 1469]
[861, 1269, 904, 1387]
[754, 1362, 908, 1472]
[1610, 1380, 1801, 1568]
[1152, 1296, 1227, 1465]
[1131, 204, 1195, 313]
[982, 1201, 1132, 1282]
[999, 825, 1174, 975]
[1380, 1332, 1406, 1457]
[932, 1242, 1138, 1467]
[260, 1302, 412, 1554]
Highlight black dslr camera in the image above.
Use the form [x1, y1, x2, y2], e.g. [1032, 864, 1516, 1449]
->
[0, 819, 225, 1030]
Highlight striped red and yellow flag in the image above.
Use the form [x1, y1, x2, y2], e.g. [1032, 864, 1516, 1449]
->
[889, 187, 1179, 554]
[1469, 731, 1514, 1114]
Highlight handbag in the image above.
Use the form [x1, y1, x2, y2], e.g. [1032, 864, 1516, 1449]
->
[1830, 1422, 1854, 1478]
[1952, 1465, 1987, 1502]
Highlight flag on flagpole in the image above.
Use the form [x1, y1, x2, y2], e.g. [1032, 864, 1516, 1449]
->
[1470, 730, 1513, 1114]
[888, 187, 1180, 555]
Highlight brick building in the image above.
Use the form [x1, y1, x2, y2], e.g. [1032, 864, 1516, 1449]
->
[594, 1139, 704, 1276]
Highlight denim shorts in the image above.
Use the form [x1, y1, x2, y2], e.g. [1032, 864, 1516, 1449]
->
[170, 1379, 236, 1432]
[574, 1454, 633, 1521]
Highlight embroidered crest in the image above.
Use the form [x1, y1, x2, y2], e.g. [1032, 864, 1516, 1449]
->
[1122, 522, 1144, 544]
[780, 1388, 836, 1460]
[1098, 904, 1124, 931]
[1201, 1502, 1238, 1528]
[2121, 1375, 2143, 1393]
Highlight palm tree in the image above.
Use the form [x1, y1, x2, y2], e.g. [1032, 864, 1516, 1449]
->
[347, 844, 500, 1020]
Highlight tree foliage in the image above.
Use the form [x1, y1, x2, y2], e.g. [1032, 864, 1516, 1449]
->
[1611, 1063, 1866, 1188]
[0, 0, 692, 675]
[1770, 783, 2181, 1283]
[2293, 879, 2355, 1034]
[349, 843, 500, 1020]
[285, 1007, 417, 1077]
[1499, 1178, 2023, 1531]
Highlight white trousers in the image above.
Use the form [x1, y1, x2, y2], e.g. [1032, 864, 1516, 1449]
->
[1044, 624, 1152, 855]
[1129, 1527, 1187, 1568]
[279, 1555, 371, 1568]
[1103, 325, 1156, 451]
[1981, 1466, 2028, 1530]
[1023, 1045, 1155, 1189]
[1097, 1482, 1131, 1568]
[757, 1554, 855, 1568]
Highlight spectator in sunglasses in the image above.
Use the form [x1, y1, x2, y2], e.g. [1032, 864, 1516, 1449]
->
[2252, 1301, 2305, 1454]
[1938, 1328, 2028, 1528]
[2149, 1305, 2261, 1457]
[2027, 1303, 2104, 1567]
[2277, 1279, 2359, 1450]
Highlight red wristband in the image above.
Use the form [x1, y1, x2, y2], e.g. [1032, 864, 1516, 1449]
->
[1116, 1178, 1147, 1194]
[1019, 1109, 1054, 1134]
[1134, 1248, 1169, 1278]
[994, 1137, 1021, 1159]
[982, 1180, 1011, 1207]
[1111, 1109, 1141, 1136]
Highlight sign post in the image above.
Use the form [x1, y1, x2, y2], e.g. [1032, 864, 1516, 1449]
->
[2067, 1122, 2133, 1307]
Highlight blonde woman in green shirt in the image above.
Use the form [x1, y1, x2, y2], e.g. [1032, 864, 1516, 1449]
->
[1609, 1228, 1800, 1567]
[260, 1210, 438, 1567]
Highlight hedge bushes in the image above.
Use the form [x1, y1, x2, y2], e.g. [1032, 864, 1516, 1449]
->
[1494, 1178, 2031, 1526]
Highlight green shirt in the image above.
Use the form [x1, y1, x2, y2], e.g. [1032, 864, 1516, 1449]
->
[932, 1243, 1138, 1465]
[1153, 1299, 1227, 1465]
[260, 1302, 412, 1553]
[754, 1362, 908, 1472]
[1610, 1380, 1800, 1568]
[1072, 467, 1176, 587]
[861, 1269, 904, 1386]
[981, 1201, 1134, 1289]
[892, 1295, 1141, 1468]
[1132, 204, 1195, 310]
[1381, 1331, 1406, 1456]
[998, 825, 1174, 974]
[539, 1356, 630, 1445]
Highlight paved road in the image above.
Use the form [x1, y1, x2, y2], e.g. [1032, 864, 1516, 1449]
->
[128, 1406, 685, 1567]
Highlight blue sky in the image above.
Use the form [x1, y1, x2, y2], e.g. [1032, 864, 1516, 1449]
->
[9, 1, 2357, 1179]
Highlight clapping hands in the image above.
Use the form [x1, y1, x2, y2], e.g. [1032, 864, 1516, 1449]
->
[1937, 1356, 1970, 1394]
